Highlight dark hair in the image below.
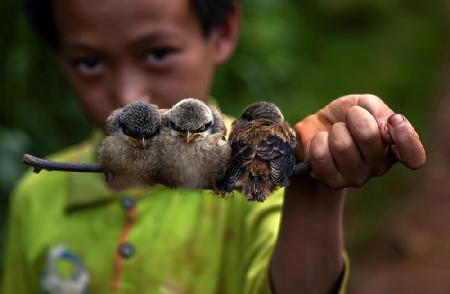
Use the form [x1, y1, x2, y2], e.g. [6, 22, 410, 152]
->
[23, 0, 238, 48]
[190, 0, 237, 35]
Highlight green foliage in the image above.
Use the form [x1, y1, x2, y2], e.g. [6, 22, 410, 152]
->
[213, 0, 448, 249]
[0, 0, 91, 260]
[215, 0, 448, 126]
[0, 0, 448, 265]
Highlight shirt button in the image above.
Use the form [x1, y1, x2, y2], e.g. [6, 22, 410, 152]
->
[119, 242, 135, 258]
[121, 196, 135, 209]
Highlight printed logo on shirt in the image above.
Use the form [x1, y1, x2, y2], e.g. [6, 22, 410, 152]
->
[40, 244, 90, 294]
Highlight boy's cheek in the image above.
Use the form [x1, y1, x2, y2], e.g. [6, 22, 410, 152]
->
[76, 93, 117, 129]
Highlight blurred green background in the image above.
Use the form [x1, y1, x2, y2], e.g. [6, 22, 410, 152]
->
[0, 0, 448, 275]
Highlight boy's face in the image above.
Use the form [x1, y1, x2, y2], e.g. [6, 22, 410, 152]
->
[53, 0, 237, 128]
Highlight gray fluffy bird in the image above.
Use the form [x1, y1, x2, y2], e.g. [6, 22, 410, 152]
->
[154, 98, 231, 189]
[216, 102, 297, 201]
[98, 102, 162, 186]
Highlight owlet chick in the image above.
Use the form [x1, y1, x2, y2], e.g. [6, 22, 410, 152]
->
[98, 102, 162, 186]
[216, 101, 297, 202]
[155, 98, 231, 189]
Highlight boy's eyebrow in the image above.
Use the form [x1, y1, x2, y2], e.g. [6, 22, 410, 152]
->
[60, 43, 101, 54]
[130, 31, 180, 46]
[60, 31, 180, 53]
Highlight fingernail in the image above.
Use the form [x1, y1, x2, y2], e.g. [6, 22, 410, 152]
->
[388, 114, 405, 127]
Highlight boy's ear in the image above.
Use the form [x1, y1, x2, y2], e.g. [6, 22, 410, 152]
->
[211, 5, 240, 65]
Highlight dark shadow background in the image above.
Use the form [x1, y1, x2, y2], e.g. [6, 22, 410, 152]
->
[1, 0, 449, 290]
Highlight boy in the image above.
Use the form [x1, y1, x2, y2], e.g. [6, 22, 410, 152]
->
[1, 0, 425, 293]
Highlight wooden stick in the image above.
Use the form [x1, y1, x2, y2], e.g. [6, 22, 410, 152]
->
[292, 159, 312, 177]
[22, 153, 308, 183]
[22, 154, 104, 174]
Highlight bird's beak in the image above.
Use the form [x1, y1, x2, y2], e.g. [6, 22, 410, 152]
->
[186, 131, 193, 143]
[141, 137, 146, 148]
[186, 131, 202, 143]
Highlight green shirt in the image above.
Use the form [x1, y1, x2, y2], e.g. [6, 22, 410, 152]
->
[1, 132, 348, 293]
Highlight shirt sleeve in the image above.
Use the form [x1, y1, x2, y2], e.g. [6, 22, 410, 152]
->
[338, 252, 350, 294]
[242, 189, 350, 294]
[1, 175, 38, 293]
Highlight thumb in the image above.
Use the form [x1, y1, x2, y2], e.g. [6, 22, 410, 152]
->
[386, 113, 426, 169]
[293, 114, 330, 161]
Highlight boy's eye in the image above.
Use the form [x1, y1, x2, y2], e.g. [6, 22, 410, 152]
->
[72, 57, 105, 76]
[146, 47, 175, 65]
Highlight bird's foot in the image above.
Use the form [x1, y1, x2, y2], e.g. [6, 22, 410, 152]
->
[211, 180, 226, 196]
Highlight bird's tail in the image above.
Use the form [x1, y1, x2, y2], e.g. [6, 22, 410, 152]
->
[243, 174, 270, 202]
[216, 142, 255, 194]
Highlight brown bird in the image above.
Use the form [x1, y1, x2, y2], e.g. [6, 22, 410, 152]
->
[216, 102, 297, 201]
[154, 98, 231, 190]
[98, 102, 162, 186]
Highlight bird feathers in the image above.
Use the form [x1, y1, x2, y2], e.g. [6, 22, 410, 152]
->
[99, 99, 298, 201]
[98, 102, 162, 186]
[216, 102, 297, 202]
[154, 99, 230, 189]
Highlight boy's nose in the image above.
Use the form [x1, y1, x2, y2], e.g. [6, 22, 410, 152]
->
[114, 70, 152, 106]
[118, 92, 152, 106]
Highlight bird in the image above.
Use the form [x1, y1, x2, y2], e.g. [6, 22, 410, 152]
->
[216, 101, 297, 202]
[98, 101, 162, 186]
[154, 98, 231, 190]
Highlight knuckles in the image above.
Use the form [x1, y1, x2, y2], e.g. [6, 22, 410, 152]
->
[330, 123, 353, 154]
[327, 178, 344, 190]
[359, 93, 382, 103]
[337, 93, 382, 107]
[348, 173, 369, 188]
[309, 132, 330, 164]
[346, 106, 380, 143]
[300, 93, 407, 190]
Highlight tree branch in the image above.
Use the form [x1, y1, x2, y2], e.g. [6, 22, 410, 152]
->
[21, 154, 309, 195]
[22, 154, 104, 174]
[292, 159, 311, 177]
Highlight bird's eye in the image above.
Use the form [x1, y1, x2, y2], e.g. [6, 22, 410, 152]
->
[123, 128, 137, 139]
[170, 121, 184, 132]
[193, 121, 212, 133]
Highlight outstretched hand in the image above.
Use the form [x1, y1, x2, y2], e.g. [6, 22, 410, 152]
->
[293, 94, 426, 189]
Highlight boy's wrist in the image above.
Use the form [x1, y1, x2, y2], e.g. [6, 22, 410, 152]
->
[286, 174, 346, 206]
[272, 174, 346, 293]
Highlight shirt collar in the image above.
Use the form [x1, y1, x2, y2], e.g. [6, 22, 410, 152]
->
[64, 130, 114, 211]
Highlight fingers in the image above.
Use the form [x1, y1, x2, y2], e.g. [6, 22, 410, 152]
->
[307, 106, 400, 188]
[296, 94, 394, 158]
[294, 94, 426, 189]
[356, 94, 395, 144]
[309, 132, 340, 188]
[294, 115, 330, 161]
[309, 122, 374, 189]
[329, 122, 368, 187]
[387, 114, 426, 169]
[324, 94, 395, 144]
[346, 106, 394, 175]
